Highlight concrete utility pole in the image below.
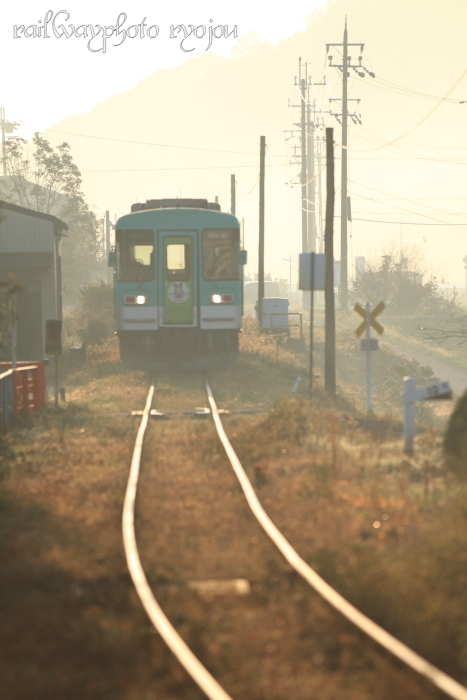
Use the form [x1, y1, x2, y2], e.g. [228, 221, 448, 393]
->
[315, 126, 325, 253]
[258, 136, 266, 326]
[324, 128, 336, 396]
[288, 69, 328, 257]
[306, 98, 327, 255]
[300, 65, 308, 254]
[306, 101, 317, 253]
[105, 211, 113, 284]
[327, 18, 374, 311]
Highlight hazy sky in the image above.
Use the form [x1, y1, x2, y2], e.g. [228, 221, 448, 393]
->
[2, 1, 325, 134]
[2, 0, 467, 287]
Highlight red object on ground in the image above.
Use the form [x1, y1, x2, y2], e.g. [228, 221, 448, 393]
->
[0, 362, 46, 417]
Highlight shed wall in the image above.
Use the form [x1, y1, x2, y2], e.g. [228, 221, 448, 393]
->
[0, 209, 55, 253]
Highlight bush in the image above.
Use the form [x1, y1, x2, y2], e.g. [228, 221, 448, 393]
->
[443, 390, 467, 478]
[65, 281, 114, 346]
[351, 245, 458, 316]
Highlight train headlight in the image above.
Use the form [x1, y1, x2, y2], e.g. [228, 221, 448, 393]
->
[211, 294, 233, 304]
[125, 295, 147, 305]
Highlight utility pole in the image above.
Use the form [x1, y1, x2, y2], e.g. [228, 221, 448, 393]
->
[288, 63, 329, 311]
[340, 23, 348, 312]
[306, 100, 317, 253]
[324, 128, 336, 396]
[327, 18, 374, 311]
[300, 63, 307, 255]
[317, 131, 324, 253]
[230, 174, 236, 216]
[258, 136, 266, 326]
[105, 211, 113, 284]
[288, 71, 328, 254]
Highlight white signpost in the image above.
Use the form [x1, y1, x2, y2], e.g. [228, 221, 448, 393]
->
[299, 253, 326, 398]
[403, 377, 452, 453]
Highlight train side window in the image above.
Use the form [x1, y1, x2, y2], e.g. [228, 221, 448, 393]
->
[166, 243, 190, 281]
[202, 229, 240, 281]
[116, 230, 154, 282]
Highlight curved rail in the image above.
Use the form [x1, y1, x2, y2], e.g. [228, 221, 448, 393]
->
[122, 383, 234, 700]
[204, 378, 467, 700]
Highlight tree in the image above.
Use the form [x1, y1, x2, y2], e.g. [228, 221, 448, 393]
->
[350, 244, 458, 317]
[420, 314, 467, 346]
[0, 133, 104, 303]
[65, 281, 114, 346]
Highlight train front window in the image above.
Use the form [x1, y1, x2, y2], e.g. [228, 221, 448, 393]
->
[166, 242, 190, 281]
[202, 229, 240, 281]
[116, 230, 154, 282]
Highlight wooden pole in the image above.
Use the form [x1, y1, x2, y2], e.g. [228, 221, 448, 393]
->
[258, 136, 266, 326]
[309, 252, 315, 399]
[324, 128, 336, 396]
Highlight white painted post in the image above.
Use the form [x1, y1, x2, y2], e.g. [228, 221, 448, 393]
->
[365, 301, 372, 412]
[403, 377, 416, 454]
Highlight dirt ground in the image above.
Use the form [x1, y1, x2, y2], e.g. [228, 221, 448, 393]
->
[0, 335, 464, 700]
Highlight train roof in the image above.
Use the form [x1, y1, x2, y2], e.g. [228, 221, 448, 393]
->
[131, 198, 220, 212]
[116, 206, 239, 229]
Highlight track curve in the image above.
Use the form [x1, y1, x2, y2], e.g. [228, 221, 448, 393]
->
[123, 377, 467, 700]
[205, 377, 467, 700]
[122, 382, 234, 700]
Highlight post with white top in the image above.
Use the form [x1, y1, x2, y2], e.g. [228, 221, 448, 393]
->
[299, 252, 326, 399]
[403, 377, 452, 454]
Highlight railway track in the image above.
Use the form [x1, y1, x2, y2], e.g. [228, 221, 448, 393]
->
[123, 379, 467, 700]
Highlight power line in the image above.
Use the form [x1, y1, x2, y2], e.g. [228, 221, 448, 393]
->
[347, 13, 464, 61]
[335, 65, 467, 153]
[47, 130, 290, 158]
[79, 164, 283, 173]
[350, 179, 467, 220]
[352, 218, 467, 226]
[236, 174, 260, 195]
[352, 125, 467, 165]
[353, 73, 463, 103]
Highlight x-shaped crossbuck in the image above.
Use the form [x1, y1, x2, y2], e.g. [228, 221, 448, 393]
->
[354, 301, 385, 337]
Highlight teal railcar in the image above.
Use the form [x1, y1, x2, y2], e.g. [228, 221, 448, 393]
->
[110, 198, 246, 370]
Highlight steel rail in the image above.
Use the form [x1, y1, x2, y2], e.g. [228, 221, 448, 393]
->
[122, 383, 234, 700]
[204, 378, 467, 700]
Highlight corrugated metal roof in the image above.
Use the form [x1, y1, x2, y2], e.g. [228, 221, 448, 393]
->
[0, 200, 68, 254]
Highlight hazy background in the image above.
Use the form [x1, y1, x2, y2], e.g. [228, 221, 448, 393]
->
[2, 0, 466, 287]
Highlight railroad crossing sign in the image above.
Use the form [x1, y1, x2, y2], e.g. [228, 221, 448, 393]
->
[354, 301, 385, 412]
[354, 301, 385, 337]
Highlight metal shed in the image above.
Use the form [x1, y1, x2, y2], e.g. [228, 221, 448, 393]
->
[0, 200, 68, 361]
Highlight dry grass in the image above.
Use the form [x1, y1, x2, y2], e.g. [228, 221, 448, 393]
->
[226, 400, 467, 686]
[0, 321, 463, 699]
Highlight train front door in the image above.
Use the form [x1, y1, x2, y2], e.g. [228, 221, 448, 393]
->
[161, 233, 197, 325]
